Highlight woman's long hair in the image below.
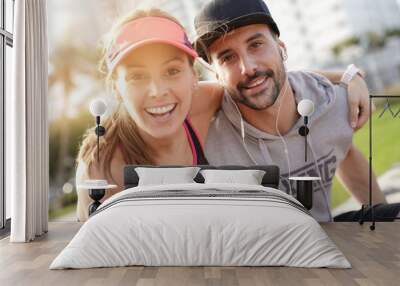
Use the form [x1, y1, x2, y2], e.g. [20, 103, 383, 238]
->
[77, 9, 190, 182]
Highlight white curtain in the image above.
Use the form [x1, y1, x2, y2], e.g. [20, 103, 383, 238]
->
[7, 0, 49, 242]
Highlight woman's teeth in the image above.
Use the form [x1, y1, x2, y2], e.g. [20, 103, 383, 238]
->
[145, 103, 176, 115]
[245, 76, 267, 88]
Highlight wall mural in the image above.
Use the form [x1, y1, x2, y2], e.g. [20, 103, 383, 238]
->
[47, 1, 400, 226]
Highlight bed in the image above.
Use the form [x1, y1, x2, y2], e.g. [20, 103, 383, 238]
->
[50, 165, 350, 269]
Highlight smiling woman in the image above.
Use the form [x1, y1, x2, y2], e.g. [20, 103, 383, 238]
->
[75, 9, 223, 221]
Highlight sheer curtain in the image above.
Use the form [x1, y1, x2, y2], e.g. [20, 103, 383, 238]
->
[7, 0, 49, 242]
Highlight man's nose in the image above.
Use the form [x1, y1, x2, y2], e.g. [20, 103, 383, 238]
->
[239, 56, 257, 77]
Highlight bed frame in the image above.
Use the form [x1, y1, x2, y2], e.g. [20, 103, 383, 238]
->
[123, 165, 280, 189]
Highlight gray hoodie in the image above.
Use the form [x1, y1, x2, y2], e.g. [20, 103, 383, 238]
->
[205, 71, 353, 222]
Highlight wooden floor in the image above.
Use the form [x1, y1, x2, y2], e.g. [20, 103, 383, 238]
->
[0, 222, 399, 286]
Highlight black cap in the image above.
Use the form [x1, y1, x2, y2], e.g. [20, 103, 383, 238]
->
[194, 0, 280, 63]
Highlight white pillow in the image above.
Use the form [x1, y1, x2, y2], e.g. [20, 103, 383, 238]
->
[200, 169, 266, 185]
[135, 167, 201, 186]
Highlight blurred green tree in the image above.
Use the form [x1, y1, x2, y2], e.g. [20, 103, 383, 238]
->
[48, 37, 104, 210]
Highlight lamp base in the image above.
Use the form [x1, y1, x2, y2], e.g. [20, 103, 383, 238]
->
[289, 177, 321, 210]
[95, 125, 106, 136]
[296, 180, 313, 210]
[88, 188, 105, 216]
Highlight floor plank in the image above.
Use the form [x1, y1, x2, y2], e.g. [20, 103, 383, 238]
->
[0, 222, 399, 286]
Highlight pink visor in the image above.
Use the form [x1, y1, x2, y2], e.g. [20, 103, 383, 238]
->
[107, 16, 198, 73]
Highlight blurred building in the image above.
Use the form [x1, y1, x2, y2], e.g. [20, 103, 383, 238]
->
[48, 0, 400, 92]
[111, 0, 203, 39]
[268, 0, 400, 68]
[267, 0, 400, 91]
[153, 0, 203, 39]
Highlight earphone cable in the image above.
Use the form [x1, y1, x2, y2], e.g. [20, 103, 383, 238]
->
[307, 132, 334, 222]
[274, 78, 293, 196]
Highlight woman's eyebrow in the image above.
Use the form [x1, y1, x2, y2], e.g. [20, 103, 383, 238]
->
[162, 57, 185, 65]
[123, 57, 185, 69]
[125, 64, 145, 69]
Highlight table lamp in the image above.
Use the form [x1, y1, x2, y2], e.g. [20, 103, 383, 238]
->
[77, 99, 117, 215]
[89, 98, 107, 163]
[289, 99, 320, 210]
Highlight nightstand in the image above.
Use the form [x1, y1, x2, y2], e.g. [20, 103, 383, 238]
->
[289, 176, 321, 210]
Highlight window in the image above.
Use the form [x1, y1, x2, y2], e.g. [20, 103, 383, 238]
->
[0, 0, 14, 237]
[5, 0, 13, 33]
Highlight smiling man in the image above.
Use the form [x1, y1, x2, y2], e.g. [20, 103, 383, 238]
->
[194, 0, 400, 222]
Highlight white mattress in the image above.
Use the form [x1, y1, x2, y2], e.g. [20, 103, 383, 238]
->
[50, 183, 350, 269]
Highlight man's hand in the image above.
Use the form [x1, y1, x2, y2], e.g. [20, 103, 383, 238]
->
[347, 74, 375, 131]
[311, 70, 374, 131]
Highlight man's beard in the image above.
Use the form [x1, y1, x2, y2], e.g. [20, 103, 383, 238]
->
[227, 62, 286, 110]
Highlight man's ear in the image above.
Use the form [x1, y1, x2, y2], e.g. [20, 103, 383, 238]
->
[277, 39, 287, 53]
[278, 40, 288, 61]
[277, 39, 286, 50]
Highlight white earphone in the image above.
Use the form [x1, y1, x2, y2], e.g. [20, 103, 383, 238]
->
[230, 72, 333, 220]
[200, 42, 332, 219]
[229, 71, 293, 195]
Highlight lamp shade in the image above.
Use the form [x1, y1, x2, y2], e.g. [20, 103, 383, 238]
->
[297, 99, 314, 117]
[89, 98, 107, 117]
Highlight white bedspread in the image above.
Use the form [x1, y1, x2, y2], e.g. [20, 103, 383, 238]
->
[50, 183, 350, 269]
